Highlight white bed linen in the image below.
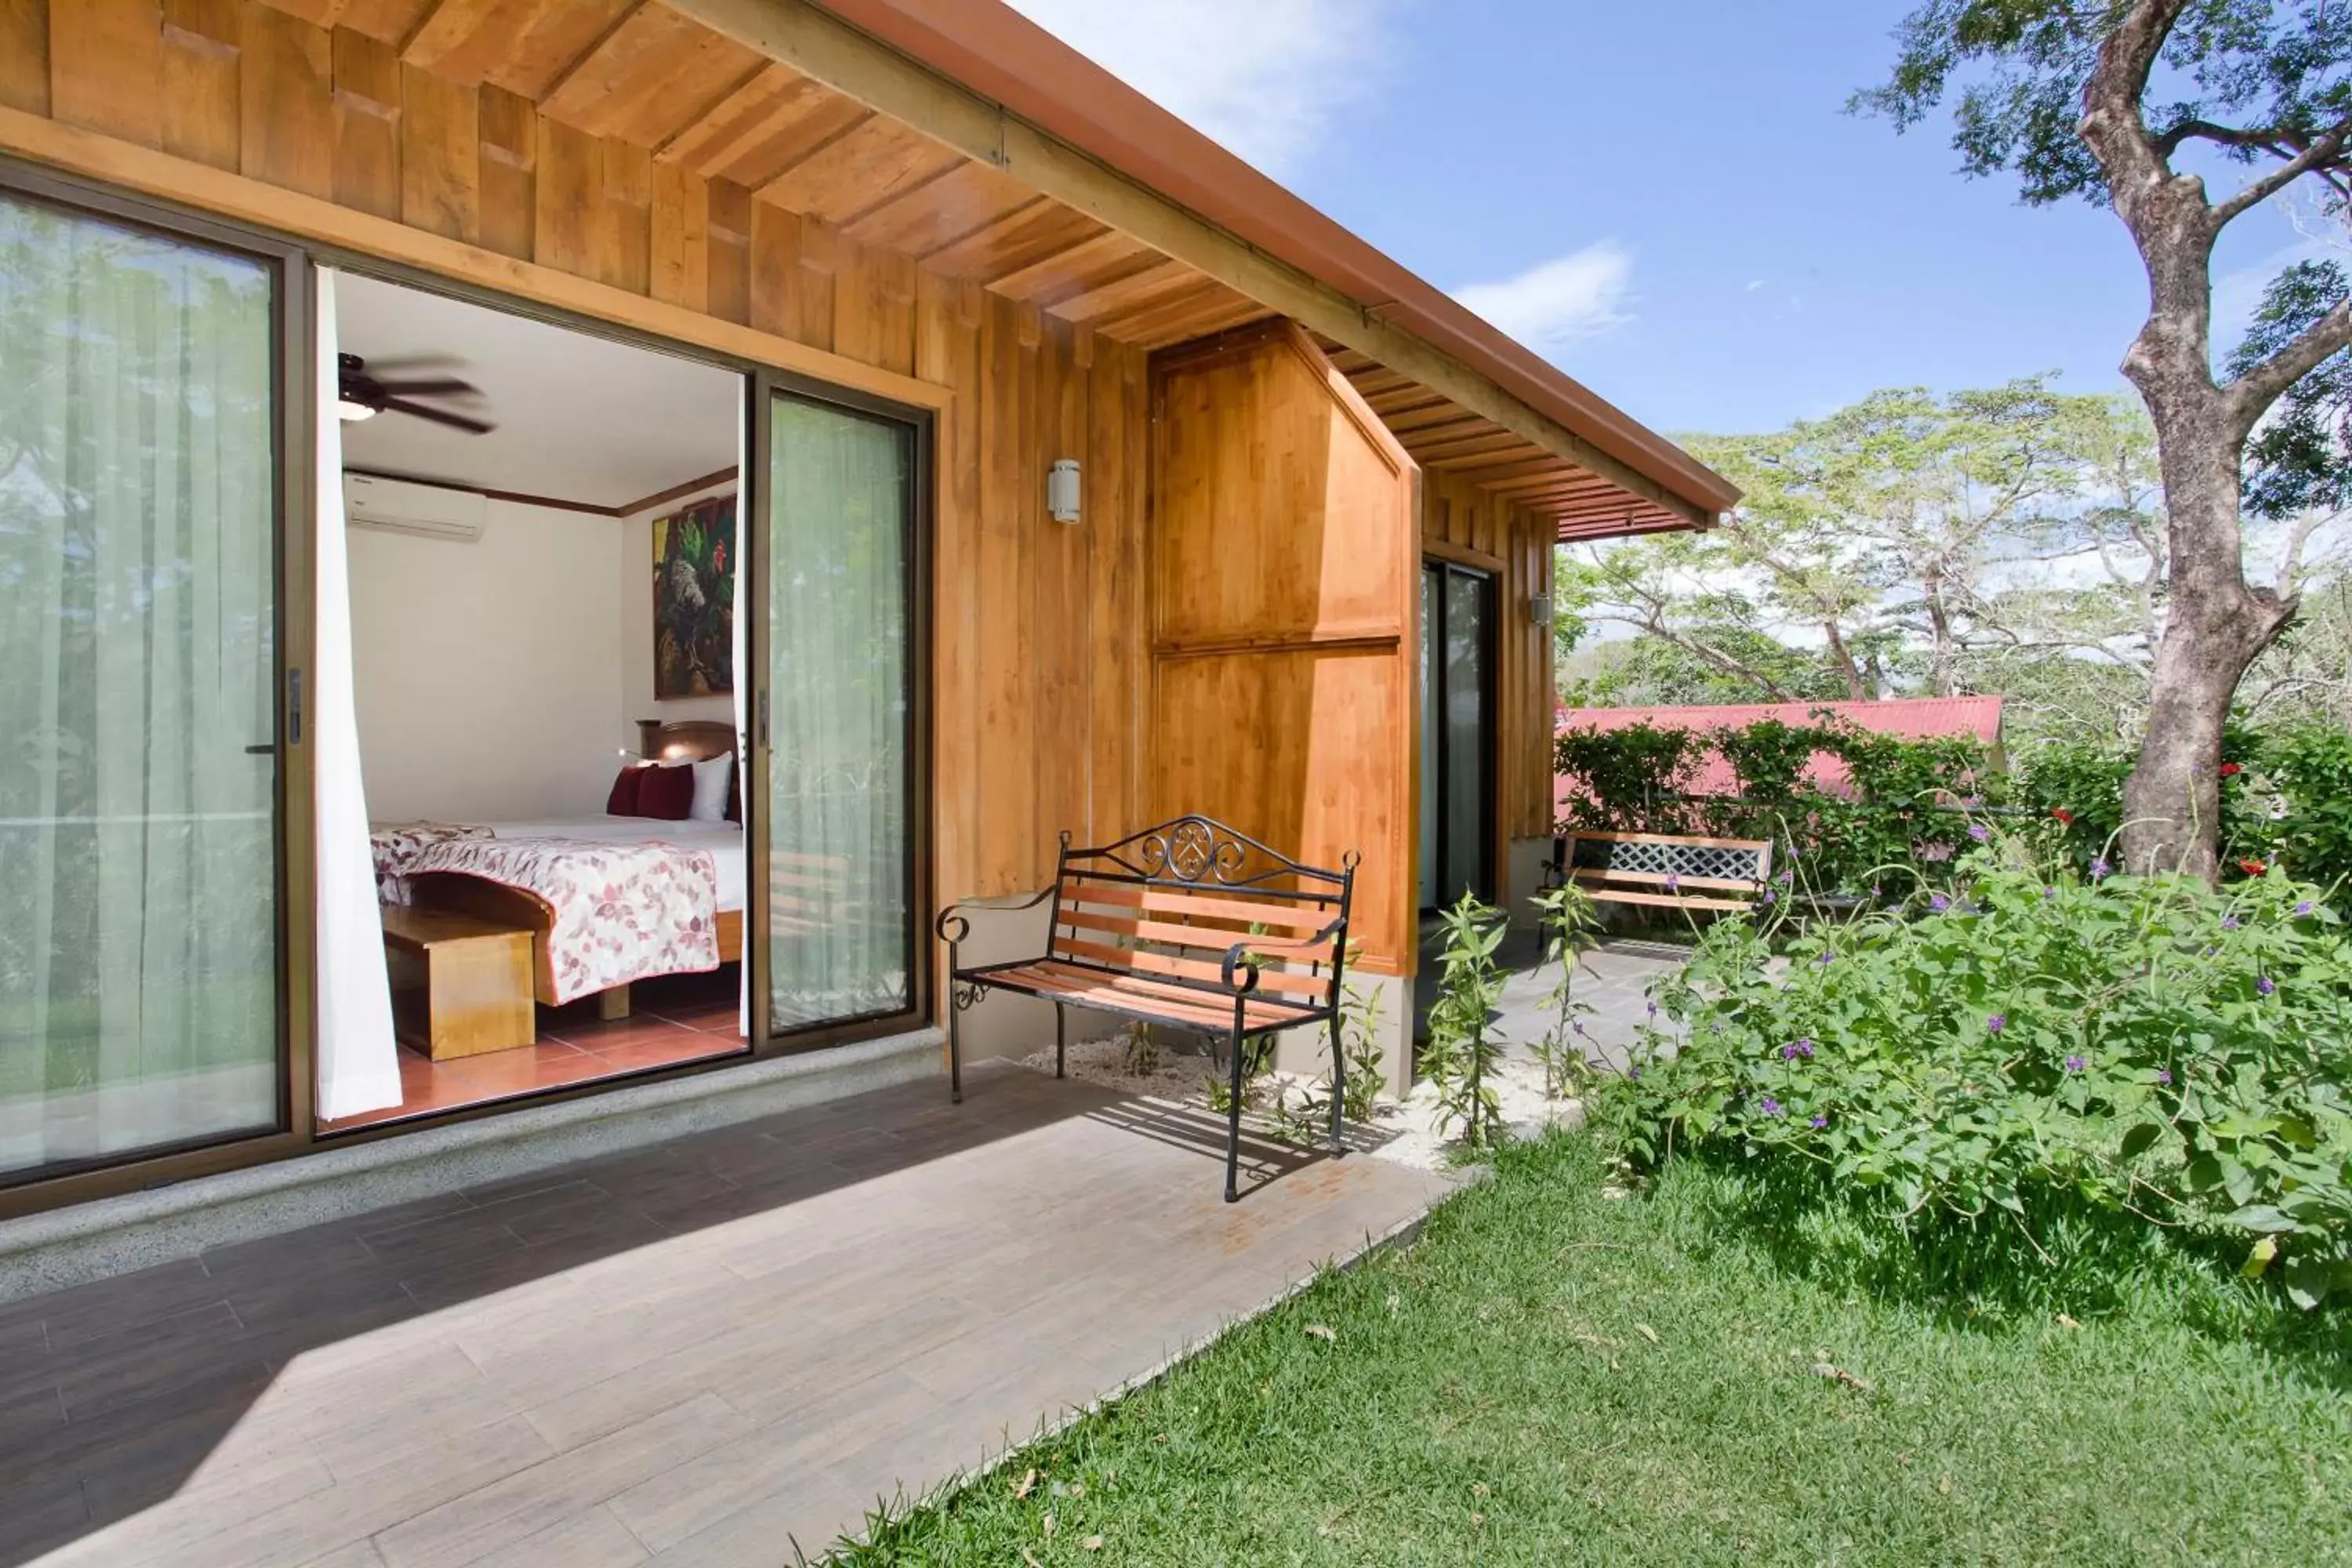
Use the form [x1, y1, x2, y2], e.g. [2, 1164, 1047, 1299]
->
[477, 818, 747, 913]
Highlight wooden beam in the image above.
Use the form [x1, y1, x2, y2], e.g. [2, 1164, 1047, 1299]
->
[662, 0, 1716, 529]
[0, 103, 951, 409]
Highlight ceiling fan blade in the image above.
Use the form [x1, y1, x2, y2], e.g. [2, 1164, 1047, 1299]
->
[352, 354, 465, 376]
[381, 397, 495, 434]
[372, 377, 480, 397]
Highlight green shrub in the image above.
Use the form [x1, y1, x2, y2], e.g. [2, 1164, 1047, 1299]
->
[1421, 891, 1508, 1147]
[1592, 842, 2352, 1313]
[2263, 722, 2352, 896]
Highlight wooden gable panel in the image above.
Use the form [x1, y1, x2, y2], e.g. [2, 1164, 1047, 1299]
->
[756, 111, 960, 227]
[51, 0, 163, 146]
[986, 227, 1160, 309]
[401, 0, 638, 99]
[0, 0, 49, 115]
[658, 62, 869, 190]
[1099, 285, 1269, 350]
[161, 0, 244, 171]
[249, 0, 432, 41]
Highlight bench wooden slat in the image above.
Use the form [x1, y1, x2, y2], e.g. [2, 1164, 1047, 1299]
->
[1057, 906, 1339, 960]
[1573, 830, 1775, 852]
[1571, 869, 1762, 892]
[970, 960, 1309, 1031]
[1572, 885, 1757, 913]
[1055, 935, 1334, 999]
[1059, 877, 1338, 933]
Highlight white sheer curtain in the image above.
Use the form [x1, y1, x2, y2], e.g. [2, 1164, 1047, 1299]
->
[312, 269, 402, 1121]
[0, 193, 281, 1174]
[764, 397, 913, 1029]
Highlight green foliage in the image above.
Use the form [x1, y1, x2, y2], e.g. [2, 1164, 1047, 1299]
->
[1593, 848, 2352, 1314]
[1555, 715, 1997, 895]
[1856, 2, 2352, 209]
[1421, 891, 1508, 1148]
[2262, 722, 2352, 897]
[1529, 880, 1603, 1101]
[2231, 260, 2352, 521]
[1270, 947, 1388, 1144]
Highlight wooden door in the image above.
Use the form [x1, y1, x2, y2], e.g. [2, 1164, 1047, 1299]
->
[1145, 323, 1420, 975]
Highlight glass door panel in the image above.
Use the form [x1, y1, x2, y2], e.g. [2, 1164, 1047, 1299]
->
[0, 191, 284, 1178]
[1419, 561, 1493, 912]
[760, 393, 915, 1033]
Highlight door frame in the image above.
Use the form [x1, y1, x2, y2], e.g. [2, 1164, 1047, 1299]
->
[746, 371, 936, 1054]
[0, 158, 318, 1210]
[1419, 556, 1499, 913]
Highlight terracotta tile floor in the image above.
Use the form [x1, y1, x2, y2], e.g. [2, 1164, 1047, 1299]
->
[321, 969, 746, 1133]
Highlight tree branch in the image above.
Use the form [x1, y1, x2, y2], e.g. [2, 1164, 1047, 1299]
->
[2225, 298, 2352, 439]
[2210, 116, 2352, 228]
[2080, 0, 2195, 198]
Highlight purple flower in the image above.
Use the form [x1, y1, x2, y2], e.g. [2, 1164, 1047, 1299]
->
[2063, 1054, 2086, 1074]
[1777, 869, 1795, 886]
[1810, 1114, 1828, 1128]
[1761, 891, 1777, 906]
[1628, 1066, 1641, 1081]
[1646, 1000, 1658, 1017]
[2296, 900, 2314, 916]
[1987, 1014, 2007, 1035]
[1930, 894, 1951, 913]
[1969, 823, 1991, 844]
[2221, 916, 2241, 931]
[2090, 858, 2112, 880]
[2155, 1068, 2173, 1086]
[2042, 885, 2057, 900]
[1759, 1096, 1784, 1117]
[1664, 873, 1680, 892]
[1780, 1038, 1815, 1061]
[2257, 976, 2276, 996]
[1817, 950, 1835, 966]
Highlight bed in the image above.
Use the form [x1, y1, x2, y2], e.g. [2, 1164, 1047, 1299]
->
[393, 720, 744, 1021]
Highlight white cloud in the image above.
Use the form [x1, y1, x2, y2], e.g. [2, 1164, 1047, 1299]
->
[1001, 0, 1403, 178]
[1745, 278, 1766, 292]
[1452, 242, 1635, 355]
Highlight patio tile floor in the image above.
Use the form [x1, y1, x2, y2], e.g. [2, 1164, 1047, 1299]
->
[0, 1062, 1458, 1567]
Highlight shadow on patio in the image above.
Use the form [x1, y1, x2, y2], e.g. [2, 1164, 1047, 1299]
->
[0, 1062, 1455, 1567]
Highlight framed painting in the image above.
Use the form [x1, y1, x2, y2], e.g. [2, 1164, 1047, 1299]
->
[653, 493, 735, 699]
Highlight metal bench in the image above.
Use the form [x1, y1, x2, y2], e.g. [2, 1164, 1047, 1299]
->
[936, 815, 1358, 1202]
[1550, 829, 1773, 916]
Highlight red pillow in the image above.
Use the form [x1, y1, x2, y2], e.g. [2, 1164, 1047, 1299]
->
[637, 762, 695, 821]
[606, 765, 646, 816]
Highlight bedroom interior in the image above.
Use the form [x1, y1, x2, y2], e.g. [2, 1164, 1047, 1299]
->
[325, 270, 755, 1132]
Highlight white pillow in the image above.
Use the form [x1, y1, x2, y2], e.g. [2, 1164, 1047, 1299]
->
[688, 752, 734, 822]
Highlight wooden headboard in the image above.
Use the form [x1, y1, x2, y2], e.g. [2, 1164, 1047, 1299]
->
[635, 718, 739, 764]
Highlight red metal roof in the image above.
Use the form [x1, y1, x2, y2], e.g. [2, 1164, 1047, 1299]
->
[1554, 697, 2005, 810]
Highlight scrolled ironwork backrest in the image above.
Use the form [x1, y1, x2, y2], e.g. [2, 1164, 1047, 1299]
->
[1571, 836, 1766, 886]
[1071, 815, 1354, 901]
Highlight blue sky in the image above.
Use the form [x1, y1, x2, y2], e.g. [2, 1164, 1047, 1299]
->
[1007, 0, 2322, 438]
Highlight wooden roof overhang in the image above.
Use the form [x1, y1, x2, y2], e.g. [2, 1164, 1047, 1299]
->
[231, 0, 1728, 539]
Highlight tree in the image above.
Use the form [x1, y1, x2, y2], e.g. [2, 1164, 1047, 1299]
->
[1859, 1, 2352, 877]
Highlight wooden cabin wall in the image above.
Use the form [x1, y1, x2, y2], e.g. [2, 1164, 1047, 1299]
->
[1421, 470, 1558, 854]
[1146, 325, 1419, 975]
[0, 0, 1152, 916]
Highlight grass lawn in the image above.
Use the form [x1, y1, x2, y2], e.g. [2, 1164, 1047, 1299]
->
[815, 1135, 2350, 1566]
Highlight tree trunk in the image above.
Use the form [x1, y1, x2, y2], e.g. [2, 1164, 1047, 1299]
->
[1821, 620, 1868, 701]
[2117, 409, 2288, 877]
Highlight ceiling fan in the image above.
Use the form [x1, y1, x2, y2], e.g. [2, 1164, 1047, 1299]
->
[336, 353, 495, 434]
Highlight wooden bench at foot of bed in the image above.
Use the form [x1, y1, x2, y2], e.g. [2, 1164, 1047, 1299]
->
[405, 873, 742, 1021]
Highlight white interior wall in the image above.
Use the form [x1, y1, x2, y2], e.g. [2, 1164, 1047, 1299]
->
[350, 499, 625, 822]
[619, 480, 740, 753]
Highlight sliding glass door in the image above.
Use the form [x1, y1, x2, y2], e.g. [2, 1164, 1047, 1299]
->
[753, 387, 920, 1037]
[0, 185, 292, 1181]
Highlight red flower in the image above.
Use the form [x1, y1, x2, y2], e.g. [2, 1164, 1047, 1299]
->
[2239, 858, 2268, 877]
[2051, 808, 2076, 826]
[2219, 761, 2243, 778]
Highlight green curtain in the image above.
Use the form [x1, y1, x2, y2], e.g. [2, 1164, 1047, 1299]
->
[765, 396, 911, 1030]
[0, 193, 281, 1174]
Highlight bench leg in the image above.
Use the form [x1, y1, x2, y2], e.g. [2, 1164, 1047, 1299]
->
[947, 978, 964, 1106]
[1327, 1009, 1347, 1156]
[1223, 1011, 1247, 1203]
[1054, 1002, 1066, 1080]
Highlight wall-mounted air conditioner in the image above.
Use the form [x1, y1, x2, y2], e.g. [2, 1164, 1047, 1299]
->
[343, 472, 487, 543]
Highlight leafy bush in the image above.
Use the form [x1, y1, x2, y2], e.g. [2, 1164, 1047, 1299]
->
[2263, 722, 2352, 897]
[2014, 726, 2276, 880]
[1553, 722, 1701, 832]
[1592, 844, 2352, 1313]
[1421, 891, 1508, 1146]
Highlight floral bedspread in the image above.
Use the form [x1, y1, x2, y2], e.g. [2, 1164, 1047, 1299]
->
[376, 830, 722, 1004]
[370, 822, 494, 904]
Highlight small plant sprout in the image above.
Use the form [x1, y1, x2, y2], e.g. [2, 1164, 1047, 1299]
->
[1530, 879, 1602, 1102]
[1423, 890, 1509, 1149]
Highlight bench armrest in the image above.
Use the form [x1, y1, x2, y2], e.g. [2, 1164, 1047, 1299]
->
[1220, 917, 1346, 995]
[935, 887, 1057, 946]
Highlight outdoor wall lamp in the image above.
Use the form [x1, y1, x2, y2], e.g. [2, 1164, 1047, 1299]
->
[1047, 459, 1081, 524]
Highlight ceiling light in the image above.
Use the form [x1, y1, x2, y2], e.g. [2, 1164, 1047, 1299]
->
[337, 397, 377, 423]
